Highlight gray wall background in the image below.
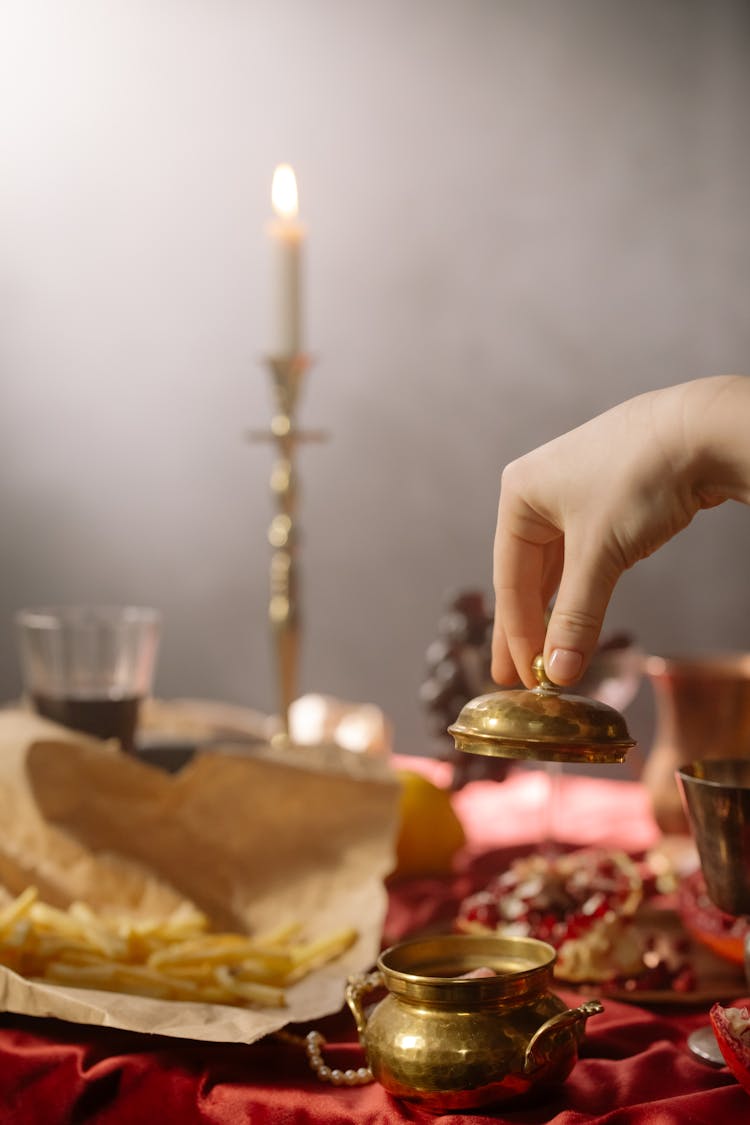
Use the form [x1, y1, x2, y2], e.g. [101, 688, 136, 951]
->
[1, 0, 749, 769]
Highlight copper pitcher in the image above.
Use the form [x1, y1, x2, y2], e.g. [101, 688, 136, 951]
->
[643, 653, 750, 834]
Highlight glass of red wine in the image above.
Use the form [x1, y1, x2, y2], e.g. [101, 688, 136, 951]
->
[16, 605, 161, 754]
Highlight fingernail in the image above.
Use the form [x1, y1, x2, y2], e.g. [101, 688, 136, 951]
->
[548, 648, 583, 682]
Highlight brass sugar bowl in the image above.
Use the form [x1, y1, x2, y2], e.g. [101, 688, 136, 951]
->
[346, 933, 603, 1111]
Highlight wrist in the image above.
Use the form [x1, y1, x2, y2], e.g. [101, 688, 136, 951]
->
[684, 375, 750, 506]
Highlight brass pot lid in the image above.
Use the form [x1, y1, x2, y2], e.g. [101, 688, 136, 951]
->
[448, 655, 636, 765]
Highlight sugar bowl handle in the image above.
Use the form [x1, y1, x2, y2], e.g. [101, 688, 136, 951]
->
[523, 1000, 603, 1075]
[345, 971, 384, 1044]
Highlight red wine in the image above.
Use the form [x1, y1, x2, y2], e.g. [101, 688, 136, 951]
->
[31, 692, 141, 753]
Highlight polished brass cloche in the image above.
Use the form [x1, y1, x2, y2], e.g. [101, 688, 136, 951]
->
[448, 655, 636, 765]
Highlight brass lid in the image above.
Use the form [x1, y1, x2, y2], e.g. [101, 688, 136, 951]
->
[448, 655, 636, 765]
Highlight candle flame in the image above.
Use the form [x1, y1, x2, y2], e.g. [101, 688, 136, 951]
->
[271, 164, 299, 220]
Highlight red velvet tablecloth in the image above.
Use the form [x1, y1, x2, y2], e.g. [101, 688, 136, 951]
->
[1, 767, 748, 1124]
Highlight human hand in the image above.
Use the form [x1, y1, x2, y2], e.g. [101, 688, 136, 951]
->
[491, 376, 750, 688]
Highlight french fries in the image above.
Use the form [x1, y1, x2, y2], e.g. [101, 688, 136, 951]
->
[0, 887, 357, 1008]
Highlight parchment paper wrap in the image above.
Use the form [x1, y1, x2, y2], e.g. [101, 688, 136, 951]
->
[0, 710, 400, 1043]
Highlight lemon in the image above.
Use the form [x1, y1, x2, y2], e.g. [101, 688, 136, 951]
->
[393, 769, 466, 877]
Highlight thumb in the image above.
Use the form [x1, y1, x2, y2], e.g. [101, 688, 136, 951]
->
[542, 551, 620, 685]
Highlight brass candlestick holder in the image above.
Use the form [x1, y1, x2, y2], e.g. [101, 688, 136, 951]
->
[248, 353, 326, 738]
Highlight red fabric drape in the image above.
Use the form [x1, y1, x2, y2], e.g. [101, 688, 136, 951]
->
[0, 998, 744, 1125]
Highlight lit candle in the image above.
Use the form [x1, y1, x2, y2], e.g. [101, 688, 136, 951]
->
[269, 164, 304, 356]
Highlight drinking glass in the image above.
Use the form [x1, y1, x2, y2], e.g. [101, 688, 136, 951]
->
[16, 605, 161, 754]
[542, 638, 643, 851]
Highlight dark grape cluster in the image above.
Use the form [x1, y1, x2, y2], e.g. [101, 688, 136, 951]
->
[419, 589, 511, 788]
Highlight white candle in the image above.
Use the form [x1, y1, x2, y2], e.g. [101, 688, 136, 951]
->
[269, 164, 304, 356]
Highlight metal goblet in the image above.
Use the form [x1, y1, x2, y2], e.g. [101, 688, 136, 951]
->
[676, 759, 750, 1066]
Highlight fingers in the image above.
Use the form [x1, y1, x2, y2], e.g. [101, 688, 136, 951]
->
[542, 545, 621, 685]
[491, 448, 623, 689]
[491, 588, 547, 688]
[493, 509, 622, 688]
[493, 533, 559, 689]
